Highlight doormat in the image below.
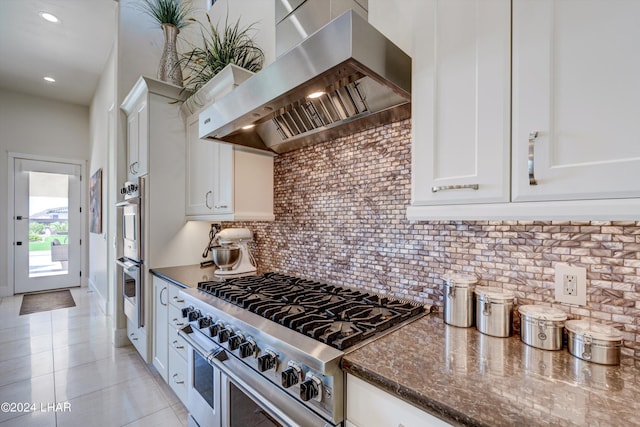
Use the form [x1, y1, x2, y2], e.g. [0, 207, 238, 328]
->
[19, 289, 76, 315]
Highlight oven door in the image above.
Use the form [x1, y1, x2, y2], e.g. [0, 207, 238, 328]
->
[179, 325, 336, 427]
[187, 344, 221, 427]
[116, 257, 143, 328]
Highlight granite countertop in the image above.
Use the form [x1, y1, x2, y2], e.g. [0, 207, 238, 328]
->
[150, 264, 219, 288]
[342, 313, 640, 426]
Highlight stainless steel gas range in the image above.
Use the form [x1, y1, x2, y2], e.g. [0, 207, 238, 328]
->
[178, 272, 424, 427]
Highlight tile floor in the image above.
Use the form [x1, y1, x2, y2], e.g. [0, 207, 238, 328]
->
[0, 287, 187, 427]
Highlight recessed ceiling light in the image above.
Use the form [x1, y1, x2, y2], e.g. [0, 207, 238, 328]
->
[307, 91, 325, 99]
[39, 12, 59, 23]
[44, 76, 56, 83]
[242, 124, 255, 130]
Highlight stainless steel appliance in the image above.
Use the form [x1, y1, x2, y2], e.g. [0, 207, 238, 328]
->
[199, 9, 411, 154]
[178, 272, 424, 426]
[116, 177, 145, 327]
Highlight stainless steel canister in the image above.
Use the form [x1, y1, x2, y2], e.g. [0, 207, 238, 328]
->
[474, 287, 515, 338]
[442, 273, 478, 327]
[518, 305, 567, 351]
[565, 320, 622, 365]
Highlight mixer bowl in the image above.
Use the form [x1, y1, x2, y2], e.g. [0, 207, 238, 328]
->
[210, 245, 241, 271]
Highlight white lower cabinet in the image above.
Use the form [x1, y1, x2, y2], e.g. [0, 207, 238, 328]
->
[127, 320, 148, 363]
[153, 276, 188, 406]
[346, 374, 451, 427]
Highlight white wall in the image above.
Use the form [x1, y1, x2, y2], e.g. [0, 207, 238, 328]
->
[0, 89, 90, 297]
[89, 44, 117, 314]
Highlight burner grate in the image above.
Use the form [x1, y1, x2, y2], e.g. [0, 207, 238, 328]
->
[197, 273, 423, 350]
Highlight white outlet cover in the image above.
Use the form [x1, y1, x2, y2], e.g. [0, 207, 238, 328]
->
[554, 263, 587, 306]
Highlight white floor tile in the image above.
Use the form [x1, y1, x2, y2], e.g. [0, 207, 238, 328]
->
[122, 407, 183, 427]
[0, 323, 52, 344]
[53, 339, 135, 371]
[0, 374, 55, 423]
[0, 411, 56, 427]
[55, 376, 171, 427]
[0, 335, 53, 361]
[0, 351, 54, 387]
[54, 351, 149, 401]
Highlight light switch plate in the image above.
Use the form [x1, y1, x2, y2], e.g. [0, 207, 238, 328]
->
[554, 263, 587, 305]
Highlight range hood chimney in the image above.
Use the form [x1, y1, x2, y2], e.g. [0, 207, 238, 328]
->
[199, 4, 411, 154]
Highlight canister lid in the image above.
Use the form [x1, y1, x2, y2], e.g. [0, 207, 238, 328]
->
[473, 286, 515, 301]
[518, 305, 567, 322]
[442, 272, 478, 288]
[565, 320, 623, 341]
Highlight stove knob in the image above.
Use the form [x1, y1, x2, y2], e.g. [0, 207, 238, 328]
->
[208, 322, 223, 338]
[257, 350, 277, 372]
[281, 363, 302, 389]
[188, 309, 201, 322]
[218, 327, 233, 343]
[181, 306, 194, 318]
[197, 316, 213, 329]
[300, 374, 323, 402]
[238, 338, 256, 359]
[228, 333, 245, 351]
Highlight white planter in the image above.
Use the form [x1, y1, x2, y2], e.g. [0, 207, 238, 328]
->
[180, 64, 254, 118]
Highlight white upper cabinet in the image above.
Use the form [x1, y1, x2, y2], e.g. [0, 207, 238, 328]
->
[512, 0, 640, 202]
[185, 113, 275, 221]
[408, 0, 640, 219]
[125, 97, 149, 180]
[411, 0, 511, 205]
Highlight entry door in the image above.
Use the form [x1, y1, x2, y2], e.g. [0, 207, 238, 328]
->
[13, 158, 82, 293]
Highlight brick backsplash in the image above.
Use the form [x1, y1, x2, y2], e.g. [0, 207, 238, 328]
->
[230, 118, 640, 357]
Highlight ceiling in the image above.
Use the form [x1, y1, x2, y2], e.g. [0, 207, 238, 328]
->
[0, 0, 118, 106]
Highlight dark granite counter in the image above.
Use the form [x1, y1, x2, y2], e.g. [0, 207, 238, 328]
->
[150, 264, 219, 289]
[342, 313, 640, 427]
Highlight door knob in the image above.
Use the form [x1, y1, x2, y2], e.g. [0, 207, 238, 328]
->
[16, 242, 23, 246]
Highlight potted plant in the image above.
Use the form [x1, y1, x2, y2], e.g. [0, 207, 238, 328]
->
[179, 13, 265, 114]
[138, 0, 192, 86]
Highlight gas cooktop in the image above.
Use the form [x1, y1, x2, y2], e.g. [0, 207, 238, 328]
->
[197, 272, 424, 350]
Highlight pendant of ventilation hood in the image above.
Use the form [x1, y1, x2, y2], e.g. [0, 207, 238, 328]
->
[198, 9, 411, 154]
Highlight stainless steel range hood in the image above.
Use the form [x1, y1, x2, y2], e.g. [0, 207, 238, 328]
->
[198, 9, 411, 154]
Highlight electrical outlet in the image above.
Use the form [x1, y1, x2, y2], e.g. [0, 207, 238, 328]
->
[564, 274, 577, 296]
[555, 263, 587, 305]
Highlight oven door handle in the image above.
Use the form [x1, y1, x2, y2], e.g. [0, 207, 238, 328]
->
[178, 326, 302, 427]
[115, 258, 139, 272]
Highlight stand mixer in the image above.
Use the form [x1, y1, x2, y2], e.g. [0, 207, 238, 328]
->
[207, 227, 257, 276]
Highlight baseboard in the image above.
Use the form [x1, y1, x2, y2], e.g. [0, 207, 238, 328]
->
[88, 279, 108, 314]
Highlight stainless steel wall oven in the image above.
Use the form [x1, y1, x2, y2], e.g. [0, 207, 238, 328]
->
[116, 177, 145, 328]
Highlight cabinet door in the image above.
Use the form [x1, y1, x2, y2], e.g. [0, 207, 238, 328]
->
[127, 99, 148, 180]
[186, 115, 216, 215]
[152, 277, 169, 382]
[213, 142, 234, 214]
[412, 0, 511, 205]
[512, 0, 640, 202]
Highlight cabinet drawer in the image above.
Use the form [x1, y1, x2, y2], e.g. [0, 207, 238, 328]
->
[168, 284, 186, 308]
[169, 304, 188, 330]
[169, 347, 188, 405]
[127, 319, 148, 362]
[169, 326, 188, 361]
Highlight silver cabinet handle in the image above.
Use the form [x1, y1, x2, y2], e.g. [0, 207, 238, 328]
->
[129, 333, 138, 341]
[431, 184, 479, 193]
[528, 131, 538, 185]
[173, 318, 185, 326]
[205, 191, 213, 209]
[129, 161, 139, 175]
[214, 204, 228, 209]
[172, 373, 184, 384]
[172, 340, 184, 350]
[172, 296, 184, 303]
[159, 287, 167, 306]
